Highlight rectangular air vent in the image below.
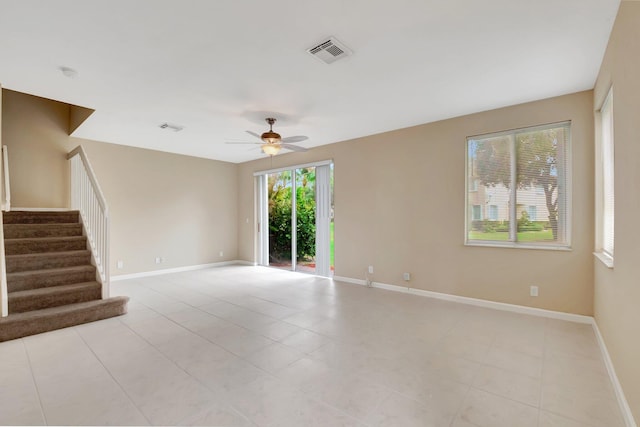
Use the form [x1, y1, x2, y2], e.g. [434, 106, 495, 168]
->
[159, 123, 184, 132]
[307, 37, 352, 64]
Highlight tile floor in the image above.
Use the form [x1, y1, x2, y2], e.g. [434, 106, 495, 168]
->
[0, 265, 626, 426]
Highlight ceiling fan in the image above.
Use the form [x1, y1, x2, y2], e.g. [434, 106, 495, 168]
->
[226, 118, 309, 156]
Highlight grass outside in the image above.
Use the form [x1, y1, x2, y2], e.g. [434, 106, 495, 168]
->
[468, 229, 554, 242]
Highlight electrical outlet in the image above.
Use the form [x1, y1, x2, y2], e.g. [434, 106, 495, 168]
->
[117, 260, 124, 269]
[530, 285, 539, 297]
[403, 272, 411, 281]
[155, 257, 162, 264]
[219, 251, 224, 257]
[368, 265, 374, 274]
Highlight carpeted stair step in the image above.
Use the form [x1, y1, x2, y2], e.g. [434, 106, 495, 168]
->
[3, 223, 83, 239]
[5, 250, 92, 273]
[0, 296, 129, 342]
[8, 282, 102, 314]
[4, 236, 87, 255]
[2, 210, 79, 224]
[7, 265, 96, 292]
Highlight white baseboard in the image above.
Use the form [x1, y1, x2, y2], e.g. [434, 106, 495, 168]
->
[592, 321, 637, 427]
[111, 260, 253, 281]
[332, 275, 366, 286]
[333, 275, 592, 324]
[10, 207, 71, 211]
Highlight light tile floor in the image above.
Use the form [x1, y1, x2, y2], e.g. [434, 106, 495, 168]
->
[0, 266, 626, 426]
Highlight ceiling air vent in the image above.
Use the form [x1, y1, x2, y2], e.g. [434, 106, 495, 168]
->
[159, 122, 184, 132]
[307, 37, 352, 64]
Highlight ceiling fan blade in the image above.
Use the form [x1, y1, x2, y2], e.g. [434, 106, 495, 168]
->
[225, 141, 261, 145]
[246, 130, 262, 140]
[281, 135, 308, 143]
[281, 144, 308, 152]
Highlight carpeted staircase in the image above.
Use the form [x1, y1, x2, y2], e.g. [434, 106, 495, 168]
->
[0, 210, 128, 341]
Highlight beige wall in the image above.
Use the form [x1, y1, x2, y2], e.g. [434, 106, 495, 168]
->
[593, 1, 640, 422]
[1, 84, 597, 316]
[1, 89, 73, 208]
[76, 139, 239, 275]
[1, 88, 240, 276]
[238, 91, 595, 315]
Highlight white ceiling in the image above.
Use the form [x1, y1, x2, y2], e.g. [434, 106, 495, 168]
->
[0, 0, 620, 163]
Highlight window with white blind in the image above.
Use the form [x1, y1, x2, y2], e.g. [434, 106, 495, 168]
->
[466, 122, 571, 248]
[597, 89, 614, 265]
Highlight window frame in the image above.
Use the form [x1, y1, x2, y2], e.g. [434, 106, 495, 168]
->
[464, 121, 572, 251]
[595, 87, 614, 268]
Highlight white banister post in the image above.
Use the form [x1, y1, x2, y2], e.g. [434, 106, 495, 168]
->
[67, 145, 110, 299]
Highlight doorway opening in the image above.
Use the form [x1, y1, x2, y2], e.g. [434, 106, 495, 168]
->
[256, 162, 334, 277]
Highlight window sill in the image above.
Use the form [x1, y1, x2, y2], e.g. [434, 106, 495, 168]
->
[594, 252, 614, 269]
[465, 241, 572, 251]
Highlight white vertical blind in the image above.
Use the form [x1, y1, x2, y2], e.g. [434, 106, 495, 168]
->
[256, 175, 269, 266]
[601, 90, 615, 257]
[315, 165, 331, 277]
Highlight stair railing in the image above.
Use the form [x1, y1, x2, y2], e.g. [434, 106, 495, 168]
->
[1, 146, 9, 212]
[1, 145, 11, 317]
[67, 146, 110, 298]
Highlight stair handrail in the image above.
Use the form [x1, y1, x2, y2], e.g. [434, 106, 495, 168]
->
[1, 146, 10, 212]
[67, 145, 110, 297]
[0, 146, 9, 317]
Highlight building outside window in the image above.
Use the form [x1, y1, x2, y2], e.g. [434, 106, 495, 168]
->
[466, 121, 570, 247]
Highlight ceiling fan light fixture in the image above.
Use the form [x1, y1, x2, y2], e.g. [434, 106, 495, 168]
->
[225, 117, 307, 155]
[261, 118, 281, 144]
[261, 143, 281, 156]
[261, 131, 281, 144]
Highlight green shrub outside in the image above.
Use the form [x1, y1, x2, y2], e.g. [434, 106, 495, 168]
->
[471, 215, 547, 233]
[268, 169, 316, 263]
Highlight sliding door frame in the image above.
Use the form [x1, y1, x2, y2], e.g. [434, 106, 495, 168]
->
[254, 160, 333, 277]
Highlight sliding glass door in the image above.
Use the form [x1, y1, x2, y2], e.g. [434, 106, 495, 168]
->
[295, 167, 317, 274]
[266, 170, 293, 270]
[256, 162, 333, 277]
